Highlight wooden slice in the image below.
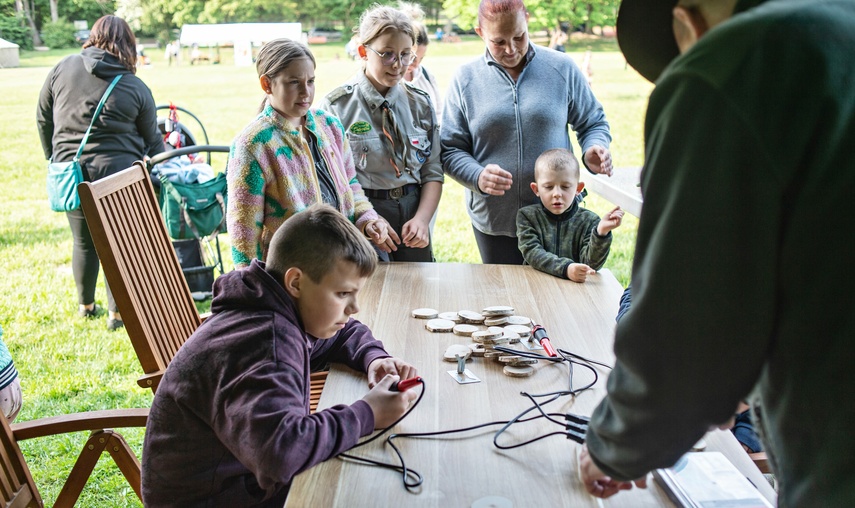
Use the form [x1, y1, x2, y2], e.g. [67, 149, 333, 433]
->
[468, 343, 487, 357]
[487, 326, 506, 334]
[425, 319, 456, 332]
[484, 351, 504, 359]
[471, 330, 503, 342]
[503, 365, 535, 377]
[504, 324, 532, 337]
[502, 331, 521, 344]
[411, 308, 438, 319]
[458, 310, 485, 324]
[438, 311, 463, 323]
[499, 356, 538, 366]
[484, 316, 509, 326]
[452, 324, 480, 336]
[506, 315, 532, 326]
[443, 344, 473, 362]
[480, 336, 510, 346]
[482, 305, 514, 316]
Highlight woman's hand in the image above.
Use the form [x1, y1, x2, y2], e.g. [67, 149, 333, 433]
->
[478, 164, 513, 195]
[584, 145, 613, 176]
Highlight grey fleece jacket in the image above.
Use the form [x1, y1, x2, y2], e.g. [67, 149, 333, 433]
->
[441, 44, 611, 236]
[36, 47, 163, 182]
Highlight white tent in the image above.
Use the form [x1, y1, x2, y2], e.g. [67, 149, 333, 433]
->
[0, 38, 20, 69]
[179, 23, 302, 47]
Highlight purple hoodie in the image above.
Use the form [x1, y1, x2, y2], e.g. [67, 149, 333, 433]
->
[141, 260, 388, 507]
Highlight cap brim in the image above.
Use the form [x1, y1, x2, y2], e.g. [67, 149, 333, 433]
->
[617, 0, 681, 83]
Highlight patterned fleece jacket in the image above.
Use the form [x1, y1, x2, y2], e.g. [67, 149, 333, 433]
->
[227, 105, 379, 267]
[516, 200, 612, 279]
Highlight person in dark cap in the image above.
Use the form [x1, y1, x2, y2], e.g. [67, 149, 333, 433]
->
[579, 0, 855, 506]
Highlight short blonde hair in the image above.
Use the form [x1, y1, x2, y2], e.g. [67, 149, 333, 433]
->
[534, 148, 580, 182]
[266, 204, 377, 284]
[357, 4, 417, 46]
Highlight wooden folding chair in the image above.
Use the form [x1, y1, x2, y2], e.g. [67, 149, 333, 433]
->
[2, 408, 148, 507]
[78, 162, 327, 411]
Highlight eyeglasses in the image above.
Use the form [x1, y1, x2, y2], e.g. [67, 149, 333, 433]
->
[364, 45, 416, 67]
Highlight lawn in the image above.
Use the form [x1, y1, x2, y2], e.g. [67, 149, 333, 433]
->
[0, 35, 650, 505]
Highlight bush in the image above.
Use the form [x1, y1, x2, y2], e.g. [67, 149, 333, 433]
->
[41, 18, 76, 49]
[0, 14, 34, 50]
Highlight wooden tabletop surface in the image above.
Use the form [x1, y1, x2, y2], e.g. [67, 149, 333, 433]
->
[286, 263, 775, 507]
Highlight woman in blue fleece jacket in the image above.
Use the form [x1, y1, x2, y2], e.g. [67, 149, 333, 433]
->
[440, 0, 613, 264]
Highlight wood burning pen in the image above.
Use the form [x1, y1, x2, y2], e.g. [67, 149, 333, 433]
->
[531, 325, 558, 357]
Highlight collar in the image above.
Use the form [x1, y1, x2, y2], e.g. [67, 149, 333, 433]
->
[541, 198, 579, 222]
[357, 71, 405, 111]
[261, 104, 323, 144]
[483, 42, 537, 69]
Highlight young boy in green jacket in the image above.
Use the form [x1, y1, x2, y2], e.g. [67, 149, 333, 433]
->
[516, 148, 623, 282]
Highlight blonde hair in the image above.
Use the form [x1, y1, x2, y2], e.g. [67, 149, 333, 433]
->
[357, 4, 417, 46]
[398, 1, 429, 45]
[534, 148, 580, 182]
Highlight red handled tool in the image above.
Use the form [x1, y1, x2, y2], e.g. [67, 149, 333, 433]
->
[531, 325, 558, 357]
[391, 376, 423, 392]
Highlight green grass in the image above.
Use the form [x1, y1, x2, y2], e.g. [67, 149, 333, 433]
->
[0, 36, 648, 505]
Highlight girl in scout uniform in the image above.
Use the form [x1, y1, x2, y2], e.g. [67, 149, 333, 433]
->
[227, 38, 395, 268]
[319, 5, 443, 262]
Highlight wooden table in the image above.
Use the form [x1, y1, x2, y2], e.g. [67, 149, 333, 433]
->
[286, 263, 775, 507]
[581, 166, 643, 217]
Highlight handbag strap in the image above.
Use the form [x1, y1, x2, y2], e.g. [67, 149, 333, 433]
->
[73, 74, 123, 161]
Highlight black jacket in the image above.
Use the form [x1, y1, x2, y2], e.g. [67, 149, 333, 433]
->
[36, 47, 164, 181]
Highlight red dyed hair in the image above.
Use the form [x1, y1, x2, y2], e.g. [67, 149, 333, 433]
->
[477, 0, 527, 25]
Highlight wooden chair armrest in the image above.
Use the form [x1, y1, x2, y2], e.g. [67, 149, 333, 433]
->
[10, 408, 149, 441]
[138, 371, 164, 390]
[200, 312, 212, 323]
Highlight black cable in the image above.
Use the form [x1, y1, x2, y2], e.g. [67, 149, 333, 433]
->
[336, 346, 611, 492]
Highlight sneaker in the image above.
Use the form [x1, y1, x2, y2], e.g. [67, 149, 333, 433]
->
[78, 304, 101, 318]
[106, 318, 125, 331]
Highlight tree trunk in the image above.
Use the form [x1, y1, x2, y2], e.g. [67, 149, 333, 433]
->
[14, 0, 42, 46]
[50, 0, 58, 23]
[586, 3, 594, 34]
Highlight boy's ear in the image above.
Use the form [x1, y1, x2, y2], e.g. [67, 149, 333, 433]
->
[283, 267, 303, 298]
[530, 182, 539, 196]
[576, 181, 586, 194]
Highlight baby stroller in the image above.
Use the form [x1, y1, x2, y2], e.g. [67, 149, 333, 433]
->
[148, 103, 230, 300]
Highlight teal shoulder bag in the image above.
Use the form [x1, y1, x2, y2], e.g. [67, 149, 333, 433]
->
[46, 74, 122, 212]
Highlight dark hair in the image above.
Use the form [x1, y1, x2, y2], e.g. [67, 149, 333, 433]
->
[266, 204, 377, 284]
[255, 38, 316, 113]
[534, 148, 580, 181]
[83, 15, 137, 73]
[477, 0, 527, 25]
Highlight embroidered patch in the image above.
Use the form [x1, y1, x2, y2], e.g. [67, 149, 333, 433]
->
[349, 121, 372, 134]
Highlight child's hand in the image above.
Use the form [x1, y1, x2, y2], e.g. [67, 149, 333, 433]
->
[365, 217, 400, 253]
[400, 217, 430, 249]
[367, 357, 418, 389]
[567, 263, 595, 282]
[362, 374, 418, 429]
[597, 206, 624, 236]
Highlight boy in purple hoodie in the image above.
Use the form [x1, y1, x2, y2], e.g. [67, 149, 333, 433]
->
[141, 204, 418, 507]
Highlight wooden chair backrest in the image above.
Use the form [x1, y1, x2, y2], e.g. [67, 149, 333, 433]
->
[78, 162, 201, 392]
[0, 415, 40, 508]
